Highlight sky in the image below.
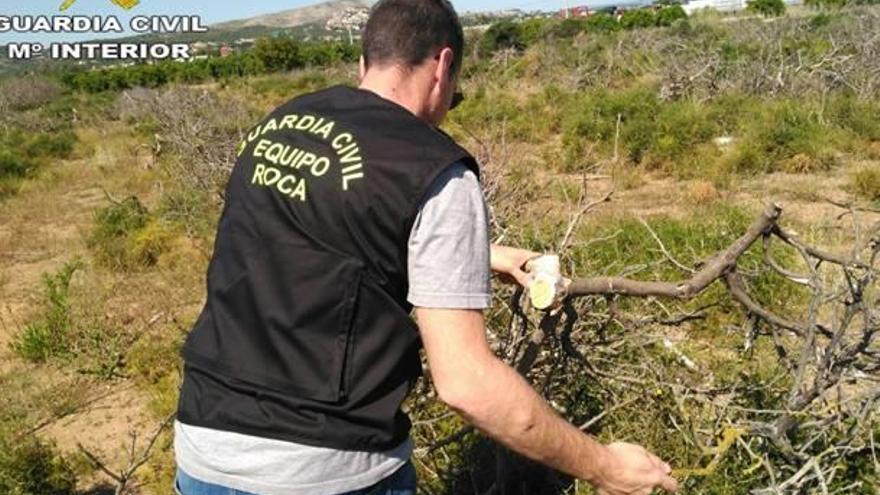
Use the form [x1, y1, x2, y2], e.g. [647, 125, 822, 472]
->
[0, 0, 611, 44]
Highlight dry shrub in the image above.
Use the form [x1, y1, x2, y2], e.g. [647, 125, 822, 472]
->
[116, 86, 259, 197]
[865, 141, 880, 161]
[780, 153, 823, 174]
[0, 77, 61, 113]
[611, 163, 645, 190]
[851, 165, 880, 201]
[685, 179, 719, 204]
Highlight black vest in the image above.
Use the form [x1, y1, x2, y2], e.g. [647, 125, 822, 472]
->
[176, 85, 479, 451]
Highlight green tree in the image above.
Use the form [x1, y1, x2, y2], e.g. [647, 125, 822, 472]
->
[620, 9, 657, 29]
[478, 20, 525, 57]
[747, 0, 786, 17]
[518, 17, 549, 45]
[253, 35, 302, 72]
[549, 17, 589, 38]
[585, 12, 621, 32]
[656, 5, 688, 26]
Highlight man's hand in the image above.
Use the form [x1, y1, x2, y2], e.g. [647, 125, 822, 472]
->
[491, 244, 540, 287]
[595, 442, 679, 495]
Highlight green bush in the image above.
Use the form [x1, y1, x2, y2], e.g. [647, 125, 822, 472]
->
[0, 432, 76, 495]
[299, 42, 360, 66]
[826, 95, 880, 141]
[562, 87, 664, 165]
[620, 9, 657, 29]
[478, 20, 526, 57]
[253, 35, 303, 72]
[585, 12, 621, 32]
[0, 114, 79, 201]
[10, 260, 82, 362]
[747, 0, 786, 16]
[656, 5, 688, 26]
[0, 151, 34, 180]
[88, 197, 169, 270]
[24, 131, 76, 160]
[549, 17, 590, 38]
[518, 17, 550, 45]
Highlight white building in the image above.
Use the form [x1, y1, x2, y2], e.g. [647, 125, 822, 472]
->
[682, 0, 800, 14]
[682, 0, 745, 14]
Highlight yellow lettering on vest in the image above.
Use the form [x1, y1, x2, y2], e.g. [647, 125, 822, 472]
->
[312, 157, 331, 177]
[290, 179, 307, 201]
[253, 139, 271, 158]
[332, 132, 353, 150]
[296, 152, 316, 169]
[280, 114, 298, 130]
[314, 121, 335, 139]
[295, 115, 315, 131]
[338, 142, 361, 164]
[261, 118, 278, 135]
[265, 143, 285, 163]
[342, 172, 363, 191]
[277, 175, 296, 195]
[263, 166, 282, 186]
[251, 163, 266, 184]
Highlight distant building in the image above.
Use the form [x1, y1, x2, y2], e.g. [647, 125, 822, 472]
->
[682, 0, 801, 14]
[558, 5, 591, 17]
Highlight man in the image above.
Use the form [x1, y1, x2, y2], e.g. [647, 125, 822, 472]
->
[173, 1, 679, 494]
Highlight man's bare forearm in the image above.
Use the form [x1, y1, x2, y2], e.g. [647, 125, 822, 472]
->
[419, 308, 677, 494]
[446, 352, 610, 483]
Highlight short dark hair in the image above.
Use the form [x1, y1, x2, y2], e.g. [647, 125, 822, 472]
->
[362, 0, 464, 75]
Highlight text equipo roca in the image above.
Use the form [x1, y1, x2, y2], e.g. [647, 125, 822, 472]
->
[241, 112, 367, 201]
[0, 15, 207, 34]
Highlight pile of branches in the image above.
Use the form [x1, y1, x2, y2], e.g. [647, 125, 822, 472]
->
[415, 199, 878, 494]
[411, 123, 878, 493]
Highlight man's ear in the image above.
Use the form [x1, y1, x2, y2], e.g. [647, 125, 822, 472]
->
[359, 55, 367, 80]
[434, 47, 455, 85]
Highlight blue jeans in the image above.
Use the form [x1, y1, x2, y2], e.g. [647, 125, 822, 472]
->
[174, 460, 417, 495]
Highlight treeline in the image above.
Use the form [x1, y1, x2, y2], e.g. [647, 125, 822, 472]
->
[61, 38, 360, 93]
[477, 6, 687, 57]
[805, 0, 880, 6]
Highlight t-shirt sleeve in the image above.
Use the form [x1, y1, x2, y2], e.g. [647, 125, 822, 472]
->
[406, 161, 491, 309]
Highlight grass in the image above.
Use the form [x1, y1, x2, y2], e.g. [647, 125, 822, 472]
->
[7, 259, 131, 379]
[9, 260, 82, 363]
[851, 166, 880, 202]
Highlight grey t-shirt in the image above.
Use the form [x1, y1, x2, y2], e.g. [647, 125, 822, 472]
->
[174, 161, 491, 495]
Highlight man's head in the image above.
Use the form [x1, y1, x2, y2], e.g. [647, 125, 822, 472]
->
[359, 0, 464, 125]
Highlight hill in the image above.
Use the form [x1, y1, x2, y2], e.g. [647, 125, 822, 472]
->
[214, 0, 373, 30]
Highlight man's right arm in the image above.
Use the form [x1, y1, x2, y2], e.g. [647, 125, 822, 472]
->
[416, 307, 679, 494]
